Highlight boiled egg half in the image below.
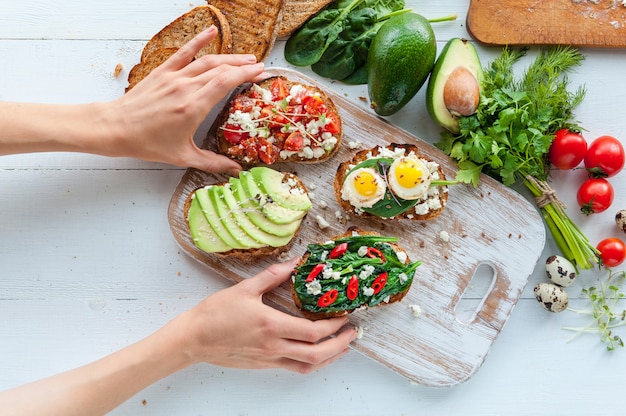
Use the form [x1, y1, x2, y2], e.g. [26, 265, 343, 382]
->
[388, 154, 432, 200]
[341, 167, 386, 208]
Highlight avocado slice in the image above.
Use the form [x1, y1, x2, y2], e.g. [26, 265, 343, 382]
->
[207, 185, 264, 249]
[230, 177, 303, 237]
[250, 167, 312, 211]
[194, 187, 246, 249]
[220, 183, 294, 247]
[426, 38, 483, 134]
[187, 196, 232, 253]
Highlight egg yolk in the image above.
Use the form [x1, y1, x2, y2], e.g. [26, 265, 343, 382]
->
[394, 159, 423, 188]
[353, 171, 380, 196]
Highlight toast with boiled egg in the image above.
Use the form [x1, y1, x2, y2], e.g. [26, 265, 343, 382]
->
[291, 227, 420, 320]
[334, 143, 449, 220]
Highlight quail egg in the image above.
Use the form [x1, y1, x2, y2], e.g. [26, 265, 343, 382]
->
[341, 167, 386, 208]
[387, 154, 432, 200]
[616, 209, 626, 233]
[534, 282, 569, 313]
[545, 255, 577, 287]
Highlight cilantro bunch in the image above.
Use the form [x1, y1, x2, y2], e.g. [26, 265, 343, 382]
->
[436, 46, 600, 269]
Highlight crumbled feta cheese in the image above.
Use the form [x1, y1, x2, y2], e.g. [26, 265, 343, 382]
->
[322, 266, 341, 280]
[399, 272, 409, 284]
[357, 246, 368, 257]
[396, 251, 407, 264]
[315, 215, 330, 230]
[318, 200, 328, 209]
[408, 304, 422, 318]
[363, 287, 375, 296]
[439, 230, 450, 242]
[359, 264, 375, 280]
[354, 325, 364, 339]
[306, 280, 322, 295]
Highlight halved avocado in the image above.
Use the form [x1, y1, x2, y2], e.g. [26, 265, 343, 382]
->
[426, 38, 483, 134]
[187, 196, 232, 253]
[250, 167, 312, 211]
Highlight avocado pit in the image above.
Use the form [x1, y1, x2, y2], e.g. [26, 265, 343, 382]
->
[443, 66, 480, 117]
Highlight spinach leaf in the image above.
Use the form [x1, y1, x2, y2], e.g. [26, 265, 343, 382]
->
[285, 0, 366, 67]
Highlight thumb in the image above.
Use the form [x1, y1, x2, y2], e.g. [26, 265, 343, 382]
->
[247, 257, 301, 295]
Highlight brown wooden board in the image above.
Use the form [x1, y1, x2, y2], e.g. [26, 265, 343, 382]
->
[167, 68, 546, 386]
[467, 0, 626, 47]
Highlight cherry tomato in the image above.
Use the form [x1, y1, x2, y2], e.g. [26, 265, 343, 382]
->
[322, 112, 341, 135]
[548, 129, 587, 170]
[584, 135, 625, 178]
[597, 237, 626, 268]
[257, 138, 278, 165]
[577, 178, 614, 215]
[284, 131, 304, 151]
[222, 124, 248, 145]
[270, 77, 289, 101]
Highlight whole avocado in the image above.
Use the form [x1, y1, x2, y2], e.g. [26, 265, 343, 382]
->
[367, 13, 436, 116]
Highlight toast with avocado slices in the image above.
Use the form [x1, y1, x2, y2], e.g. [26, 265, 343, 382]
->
[184, 167, 311, 262]
[334, 143, 449, 220]
[215, 76, 342, 165]
[291, 227, 420, 320]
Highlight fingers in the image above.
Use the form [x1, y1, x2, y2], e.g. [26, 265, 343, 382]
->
[244, 257, 301, 295]
[162, 26, 219, 70]
[186, 148, 242, 176]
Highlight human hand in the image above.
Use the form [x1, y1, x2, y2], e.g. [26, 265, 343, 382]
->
[171, 257, 358, 374]
[108, 26, 269, 175]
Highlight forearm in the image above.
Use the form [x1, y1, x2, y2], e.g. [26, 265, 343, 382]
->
[0, 101, 123, 157]
[0, 317, 193, 416]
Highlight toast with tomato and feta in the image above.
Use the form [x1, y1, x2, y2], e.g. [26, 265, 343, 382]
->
[184, 166, 311, 262]
[291, 227, 420, 320]
[215, 76, 342, 165]
[334, 143, 449, 220]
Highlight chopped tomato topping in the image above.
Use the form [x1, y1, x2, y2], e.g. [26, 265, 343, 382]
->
[303, 95, 327, 115]
[257, 138, 278, 164]
[270, 77, 289, 101]
[284, 131, 304, 151]
[222, 124, 248, 145]
[322, 112, 341, 135]
[231, 95, 255, 113]
[240, 138, 259, 161]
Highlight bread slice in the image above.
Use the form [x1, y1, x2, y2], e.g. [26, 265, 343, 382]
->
[183, 169, 310, 263]
[126, 47, 178, 92]
[141, 5, 232, 61]
[206, 0, 284, 62]
[277, 0, 335, 38]
[126, 5, 231, 92]
[214, 75, 342, 165]
[291, 227, 419, 320]
[334, 143, 449, 220]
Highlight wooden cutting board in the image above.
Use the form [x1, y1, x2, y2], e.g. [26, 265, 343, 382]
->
[467, 0, 626, 47]
[168, 69, 546, 387]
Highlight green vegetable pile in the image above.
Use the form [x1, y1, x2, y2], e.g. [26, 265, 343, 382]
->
[284, 0, 409, 84]
[436, 46, 601, 270]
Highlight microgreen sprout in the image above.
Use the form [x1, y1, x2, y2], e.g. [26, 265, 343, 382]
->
[564, 269, 626, 351]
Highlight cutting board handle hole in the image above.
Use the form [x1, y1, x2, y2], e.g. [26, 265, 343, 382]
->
[454, 261, 497, 323]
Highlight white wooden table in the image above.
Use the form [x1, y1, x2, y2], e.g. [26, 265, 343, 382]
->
[2, 1, 626, 414]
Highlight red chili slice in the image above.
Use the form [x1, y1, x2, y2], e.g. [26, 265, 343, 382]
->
[366, 247, 386, 263]
[346, 275, 359, 300]
[329, 242, 348, 259]
[371, 272, 388, 295]
[317, 289, 338, 307]
[306, 263, 325, 283]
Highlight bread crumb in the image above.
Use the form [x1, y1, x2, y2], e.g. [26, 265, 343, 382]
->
[318, 200, 328, 209]
[277, 251, 291, 262]
[113, 63, 123, 77]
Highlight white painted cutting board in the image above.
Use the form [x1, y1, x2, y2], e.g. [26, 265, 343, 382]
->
[168, 68, 546, 387]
